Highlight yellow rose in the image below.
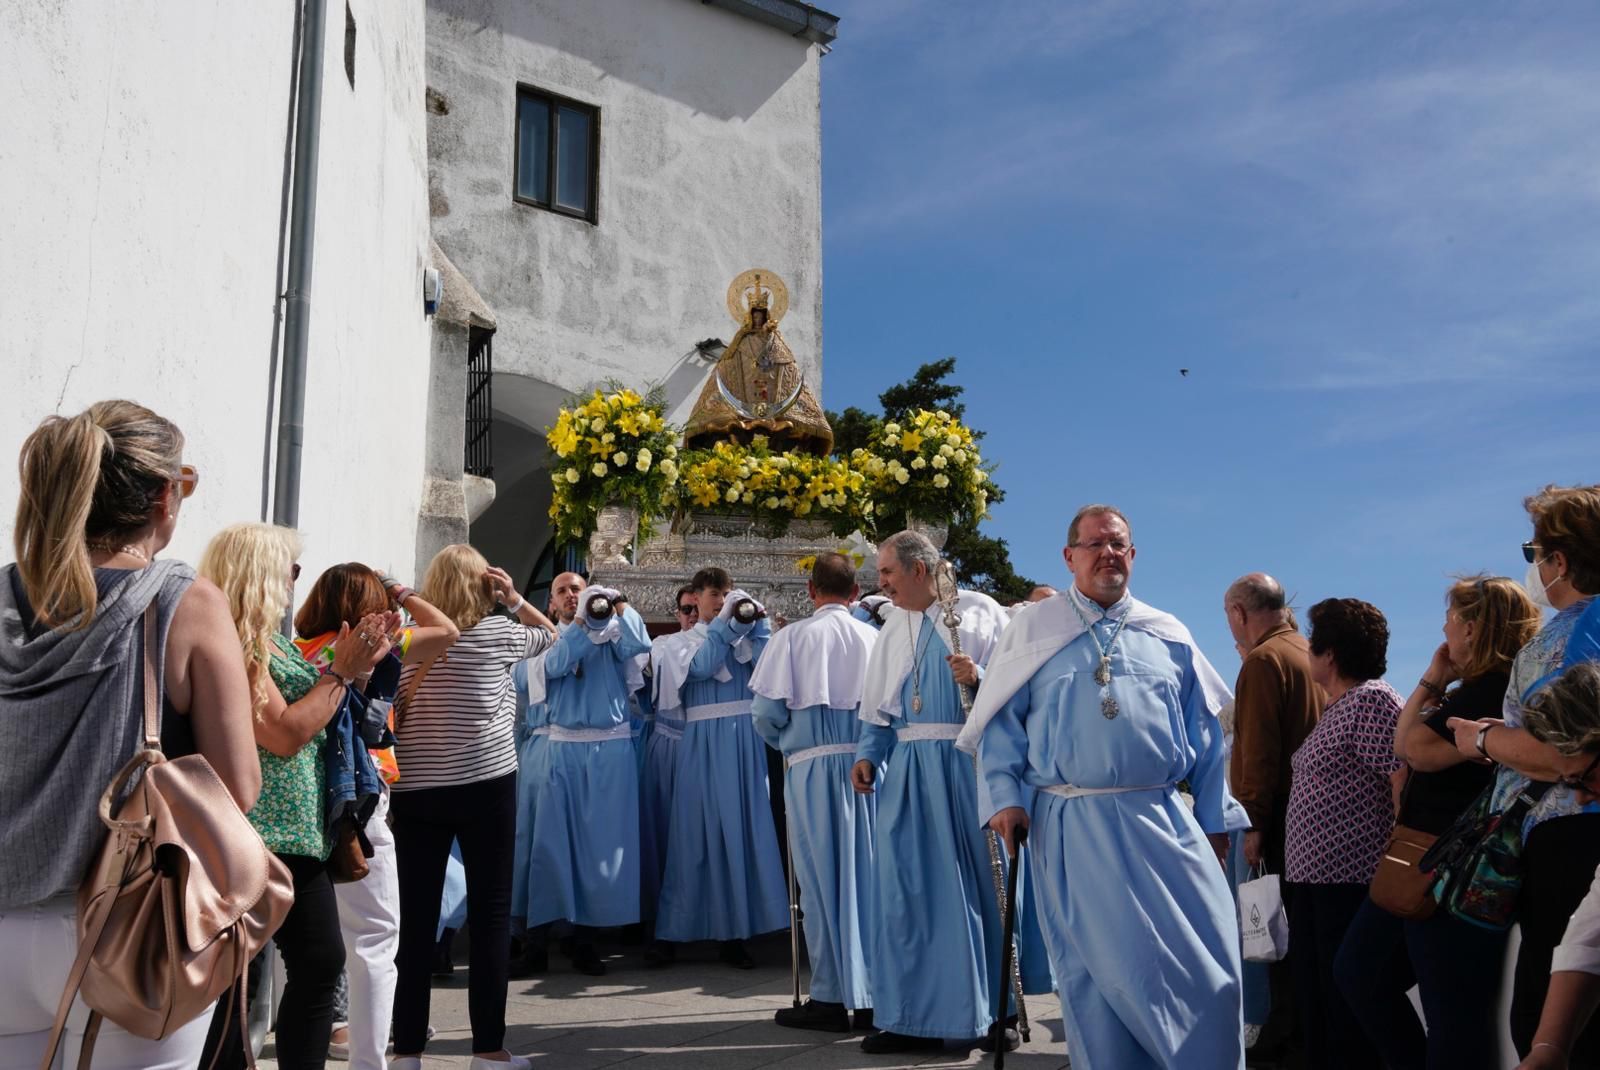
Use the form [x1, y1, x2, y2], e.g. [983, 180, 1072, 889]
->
[590, 417, 606, 433]
[931, 454, 948, 469]
[911, 457, 927, 470]
[933, 473, 950, 489]
[612, 451, 628, 466]
[894, 469, 910, 485]
[565, 467, 580, 484]
[725, 487, 740, 503]
[765, 496, 781, 509]
[592, 462, 609, 477]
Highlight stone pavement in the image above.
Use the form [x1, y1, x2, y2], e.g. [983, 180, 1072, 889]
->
[263, 933, 1072, 1069]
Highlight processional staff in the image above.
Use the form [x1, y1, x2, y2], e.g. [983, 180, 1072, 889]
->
[934, 560, 1030, 1047]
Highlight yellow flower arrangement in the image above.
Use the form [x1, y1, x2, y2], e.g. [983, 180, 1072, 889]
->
[675, 435, 870, 537]
[546, 386, 680, 544]
[851, 408, 990, 531]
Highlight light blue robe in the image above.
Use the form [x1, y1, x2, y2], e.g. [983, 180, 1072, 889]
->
[655, 616, 789, 941]
[751, 682, 876, 1008]
[979, 616, 1246, 1070]
[524, 607, 651, 928]
[855, 620, 1048, 1040]
[511, 657, 551, 924]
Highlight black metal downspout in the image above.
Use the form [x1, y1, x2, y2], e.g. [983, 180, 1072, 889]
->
[272, 0, 329, 530]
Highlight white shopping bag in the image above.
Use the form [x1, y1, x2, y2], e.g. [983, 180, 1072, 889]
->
[1238, 868, 1289, 963]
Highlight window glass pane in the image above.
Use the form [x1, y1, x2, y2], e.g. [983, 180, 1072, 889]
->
[516, 97, 549, 203]
[556, 106, 591, 213]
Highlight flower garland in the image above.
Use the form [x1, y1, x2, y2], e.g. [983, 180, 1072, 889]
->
[546, 388, 680, 544]
[675, 435, 871, 537]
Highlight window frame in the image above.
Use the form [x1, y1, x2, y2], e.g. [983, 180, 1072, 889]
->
[513, 83, 600, 225]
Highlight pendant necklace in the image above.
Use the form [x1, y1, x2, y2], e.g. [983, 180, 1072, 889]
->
[906, 615, 933, 715]
[1068, 592, 1130, 719]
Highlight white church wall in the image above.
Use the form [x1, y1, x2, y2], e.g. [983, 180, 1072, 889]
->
[0, 1, 433, 591]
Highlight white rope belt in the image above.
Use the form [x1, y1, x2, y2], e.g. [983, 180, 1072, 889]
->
[685, 701, 751, 723]
[546, 724, 634, 744]
[896, 723, 963, 742]
[786, 743, 859, 768]
[530, 726, 552, 737]
[1040, 782, 1171, 799]
[654, 718, 685, 741]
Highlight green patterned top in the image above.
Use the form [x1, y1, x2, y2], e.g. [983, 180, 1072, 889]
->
[247, 633, 329, 860]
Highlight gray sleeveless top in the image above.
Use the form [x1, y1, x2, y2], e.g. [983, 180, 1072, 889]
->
[0, 559, 194, 908]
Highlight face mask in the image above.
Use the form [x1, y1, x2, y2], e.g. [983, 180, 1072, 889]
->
[1526, 558, 1559, 611]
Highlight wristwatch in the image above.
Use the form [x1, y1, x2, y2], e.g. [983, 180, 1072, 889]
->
[1475, 723, 1495, 761]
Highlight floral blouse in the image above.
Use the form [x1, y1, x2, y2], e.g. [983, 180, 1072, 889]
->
[247, 634, 328, 860]
[1284, 679, 1404, 884]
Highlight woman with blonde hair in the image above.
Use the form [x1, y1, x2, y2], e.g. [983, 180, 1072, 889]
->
[1334, 575, 1541, 1069]
[390, 544, 555, 1070]
[0, 400, 259, 1068]
[196, 524, 390, 1070]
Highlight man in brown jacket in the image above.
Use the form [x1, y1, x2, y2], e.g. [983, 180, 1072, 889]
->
[1225, 573, 1324, 1066]
[1225, 573, 1324, 874]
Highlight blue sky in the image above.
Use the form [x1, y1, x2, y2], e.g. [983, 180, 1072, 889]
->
[820, 1, 1600, 685]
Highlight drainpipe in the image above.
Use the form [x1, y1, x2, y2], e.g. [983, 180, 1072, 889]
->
[271, 0, 329, 530]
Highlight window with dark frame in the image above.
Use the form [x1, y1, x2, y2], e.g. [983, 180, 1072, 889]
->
[514, 85, 598, 223]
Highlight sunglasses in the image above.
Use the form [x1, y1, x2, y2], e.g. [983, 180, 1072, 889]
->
[1522, 542, 1544, 564]
[1558, 751, 1600, 794]
[677, 604, 698, 615]
[291, 563, 302, 582]
[175, 464, 200, 499]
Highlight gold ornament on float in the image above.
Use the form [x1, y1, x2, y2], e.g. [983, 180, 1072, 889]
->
[684, 270, 833, 456]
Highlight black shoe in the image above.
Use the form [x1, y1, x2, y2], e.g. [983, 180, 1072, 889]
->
[431, 928, 456, 978]
[974, 1024, 1021, 1053]
[859, 1031, 943, 1054]
[570, 944, 607, 976]
[851, 1008, 874, 1032]
[643, 940, 676, 968]
[717, 939, 755, 969]
[508, 946, 548, 979]
[618, 922, 647, 946]
[774, 999, 849, 1033]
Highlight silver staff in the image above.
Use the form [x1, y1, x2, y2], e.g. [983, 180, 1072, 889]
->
[934, 560, 1030, 1045]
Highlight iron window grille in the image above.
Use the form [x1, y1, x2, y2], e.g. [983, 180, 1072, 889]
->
[465, 327, 493, 478]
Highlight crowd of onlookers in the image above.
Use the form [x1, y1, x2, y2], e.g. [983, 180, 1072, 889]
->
[4, 398, 1600, 1070]
[1222, 482, 1600, 1069]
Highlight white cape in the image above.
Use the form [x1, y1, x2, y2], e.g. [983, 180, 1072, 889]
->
[650, 629, 699, 715]
[859, 589, 1010, 727]
[749, 603, 879, 712]
[953, 589, 1233, 754]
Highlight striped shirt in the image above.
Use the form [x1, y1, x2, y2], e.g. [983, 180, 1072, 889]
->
[392, 613, 554, 792]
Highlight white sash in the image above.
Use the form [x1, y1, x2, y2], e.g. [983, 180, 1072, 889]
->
[1039, 782, 1170, 799]
[547, 723, 633, 744]
[896, 723, 962, 742]
[685, 700, 750, 722]
[785, 742, 859, 767]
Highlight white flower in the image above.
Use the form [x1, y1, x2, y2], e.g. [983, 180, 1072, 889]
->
[954, 449, 969, 465]
[636, 457, 652, 472]
[974, 469, 987, 484]
[883, 434, 900, 448]
[765, 496, 781, 509]
[884, 422, 901, 435]
[894, 469, 910, 485]
[911, 456, 927, 470]
[564, 467, 580, 484]
[725, 487, 741, 503]
[637, 447, 652, 466]
[933, 473, 950, 489]
[665, 444, 678, 457]
[939, 444, 955, 458]
[931, 454, 948, 469]
[741, 491, 755, 504]
[613, 451, 629, 466]
[660, 458, 678, 479]
[592, 462, 609, 477]
[946, 433, 962, 448]
[602, 431, 615, 444]
[590, 417, 606, 433]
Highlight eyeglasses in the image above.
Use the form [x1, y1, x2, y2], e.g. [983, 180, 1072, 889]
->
[175, 464, 200, 499]
[1070, 540, 1133, 557]
[1522, 542, 1544, 564]
[677, 604, 698, 616]
[1558, 751, 1600, 794]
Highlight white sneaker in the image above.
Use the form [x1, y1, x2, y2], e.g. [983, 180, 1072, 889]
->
[468, 1056, 533, 1070]
[328, 1022, 350, 1061]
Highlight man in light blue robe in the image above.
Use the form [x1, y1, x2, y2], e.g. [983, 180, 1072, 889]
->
[962, 505, 1249, 1070]
[750, 552, 881, 1033]
[509, 594, 561, 976]
[638, 584, 698, 927]
[521, 573, 651, 976]
[651, 566, 788, 968]
[851, 530, 1046, 1055]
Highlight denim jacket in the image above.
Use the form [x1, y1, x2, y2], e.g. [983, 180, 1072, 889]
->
[324, 687, 382, 834]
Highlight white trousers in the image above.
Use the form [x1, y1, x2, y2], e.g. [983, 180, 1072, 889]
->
[335, 787, 401, 1070]
[0, 898, 213, 1070]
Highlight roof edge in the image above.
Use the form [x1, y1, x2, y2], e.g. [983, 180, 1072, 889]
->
[700, 0, 839, 46]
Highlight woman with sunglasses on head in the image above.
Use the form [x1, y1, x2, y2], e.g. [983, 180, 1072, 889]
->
[0, 402, 260, 1068]
[1333, 575, 1541, 1069]
[196, 524, 392, 1070]
[1444, 485, 1600, 1063]
[293, 564, 458, 1070]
